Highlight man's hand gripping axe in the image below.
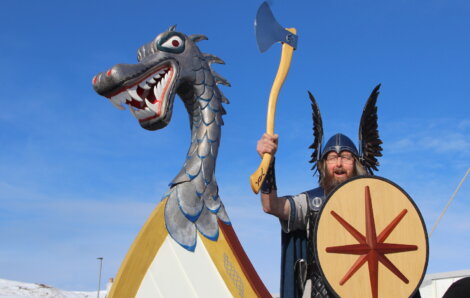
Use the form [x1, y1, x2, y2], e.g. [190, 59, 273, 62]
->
[250, 2, 298, 193]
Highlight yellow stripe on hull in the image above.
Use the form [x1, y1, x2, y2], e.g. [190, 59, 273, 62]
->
[108, 199, 168, 298]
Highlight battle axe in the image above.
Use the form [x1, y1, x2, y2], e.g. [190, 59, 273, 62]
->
[250, 2, 298, 193]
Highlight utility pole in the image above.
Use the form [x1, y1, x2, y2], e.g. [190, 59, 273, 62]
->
[97, 257, 103, 298]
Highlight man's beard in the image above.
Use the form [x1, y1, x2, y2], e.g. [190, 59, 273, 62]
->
[322, 167, 352, 195]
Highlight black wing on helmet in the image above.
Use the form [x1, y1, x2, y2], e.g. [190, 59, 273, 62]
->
[358, 84, 383, 174]
[308, 91, 324, 173]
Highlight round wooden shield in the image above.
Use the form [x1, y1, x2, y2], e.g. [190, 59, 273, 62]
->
[315, 176, 428, 298]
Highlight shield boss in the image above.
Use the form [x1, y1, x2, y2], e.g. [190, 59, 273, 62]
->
[315, 176, 428, 298]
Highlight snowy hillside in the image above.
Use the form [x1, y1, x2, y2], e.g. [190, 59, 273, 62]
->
[0, 279, 105, 298]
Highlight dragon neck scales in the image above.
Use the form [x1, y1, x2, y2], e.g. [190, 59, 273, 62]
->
[92, 26, 231, 251]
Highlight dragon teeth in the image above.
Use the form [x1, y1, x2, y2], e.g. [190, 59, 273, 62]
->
[136, 67, 169, 92]
[127, 88, 143, 102]
[139, 107, 155, 119]
[152, 68, 170, 103]
[110, 100, 125, 110]
[123, 67, 172, 118]
[153, 84, 161, 101]
[128, 104, 156, 120]
[110, 92, 128, 110]
[139, 80, 151, 90]
[163, 73, 168, 85]
[111, 92, 128, 103]
[129, 105, 138, 118]
[145, 98, 158, 114]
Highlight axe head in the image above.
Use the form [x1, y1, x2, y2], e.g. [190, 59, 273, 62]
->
[254, 2, 298, 53]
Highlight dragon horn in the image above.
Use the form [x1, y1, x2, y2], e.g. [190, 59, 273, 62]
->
[189, 34, 208, 43]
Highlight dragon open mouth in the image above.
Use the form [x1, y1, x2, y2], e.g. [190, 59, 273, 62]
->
[107, 64, 175, 122]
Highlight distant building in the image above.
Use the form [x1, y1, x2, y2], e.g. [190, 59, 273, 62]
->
[420, 270, 470, 298]
[105, 278, 114, 297]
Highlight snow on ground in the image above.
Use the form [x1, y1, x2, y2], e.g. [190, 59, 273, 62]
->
[0, 279, 105, 298]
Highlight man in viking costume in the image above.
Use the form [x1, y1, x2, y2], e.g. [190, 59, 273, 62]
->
[257, 85, 383, 297]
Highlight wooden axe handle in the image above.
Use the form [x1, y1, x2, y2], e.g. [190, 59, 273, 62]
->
[250, 28, 296, 194]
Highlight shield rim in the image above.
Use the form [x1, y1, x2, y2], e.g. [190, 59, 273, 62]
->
[313, 175, 429, 298]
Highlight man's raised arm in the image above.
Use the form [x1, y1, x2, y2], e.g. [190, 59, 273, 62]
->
[256, 133, 290, 221]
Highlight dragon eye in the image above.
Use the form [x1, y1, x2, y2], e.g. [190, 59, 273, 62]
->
[159, 35, 185, 53]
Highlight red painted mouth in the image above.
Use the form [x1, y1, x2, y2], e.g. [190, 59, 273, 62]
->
[105, 64, 176, 122]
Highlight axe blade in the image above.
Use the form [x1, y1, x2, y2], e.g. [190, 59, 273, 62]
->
[254, 2, 298, 53]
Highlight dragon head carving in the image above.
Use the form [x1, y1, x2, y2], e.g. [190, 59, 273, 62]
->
[92, 25, 216, 131]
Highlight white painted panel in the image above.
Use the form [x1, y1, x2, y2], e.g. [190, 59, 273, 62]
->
[136, 234, 232, 298]
[137, 271, 165, 298]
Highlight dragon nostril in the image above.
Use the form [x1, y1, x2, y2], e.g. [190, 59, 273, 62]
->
[92, 75, 98, 85]
[106, 69, 113, 76]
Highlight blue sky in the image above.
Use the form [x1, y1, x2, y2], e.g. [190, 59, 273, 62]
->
[0, 0, 469, 293]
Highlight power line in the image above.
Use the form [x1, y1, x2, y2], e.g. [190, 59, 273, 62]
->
[430, 168, 470, 238]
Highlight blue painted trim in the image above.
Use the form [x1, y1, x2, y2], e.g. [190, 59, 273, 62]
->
[161, 189, 172, 199]
[199, 96, 212, 102]
[199, 226, 219, 241]
[202, 118, 215, 126]
[208, 104, 219, 113]
[199, 93, 215, 101]
[178, 204, 203, 223]
[207, 204, 221, 214]
[218, 217, 231, 225]
[177, 192, 203, 223]
[186, 173, 197, 180]
[180, 241, 196, 252]
[164, 219, 196, 252]
[186, 165, 202, 180]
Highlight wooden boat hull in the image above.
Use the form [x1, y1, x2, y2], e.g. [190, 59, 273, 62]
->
[108, 199, 270, 298]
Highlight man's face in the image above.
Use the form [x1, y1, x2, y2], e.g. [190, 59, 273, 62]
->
[325, 151, 355, 183]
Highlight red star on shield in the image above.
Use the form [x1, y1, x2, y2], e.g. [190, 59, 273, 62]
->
[326, 186, 418, 298]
